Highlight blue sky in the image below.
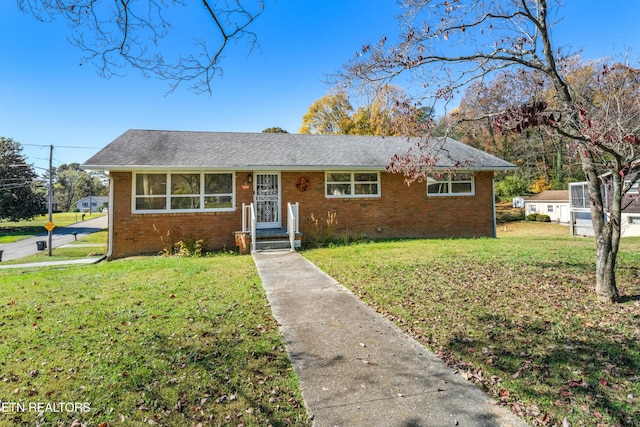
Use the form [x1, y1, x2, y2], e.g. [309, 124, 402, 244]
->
[0, 1, 638, 172]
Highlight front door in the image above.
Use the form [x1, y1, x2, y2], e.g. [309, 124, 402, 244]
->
[255, 172, 281, 229]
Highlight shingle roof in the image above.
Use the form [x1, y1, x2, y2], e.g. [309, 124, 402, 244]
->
[525, 190, 569, 202]
[82, 129, 517, 171]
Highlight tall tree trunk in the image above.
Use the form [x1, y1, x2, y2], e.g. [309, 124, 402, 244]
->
[581, 151, 621, 302]
[595, 224, 619, 302]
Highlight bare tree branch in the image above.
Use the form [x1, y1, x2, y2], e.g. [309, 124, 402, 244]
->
[17, 0, 264, 94]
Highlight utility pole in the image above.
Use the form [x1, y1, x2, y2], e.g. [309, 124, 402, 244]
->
[48, 144, 53, 256]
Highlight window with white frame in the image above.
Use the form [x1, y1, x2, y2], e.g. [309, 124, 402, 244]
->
[134, 172, 234, 212]
[426, 172, 474, 196]
[325, 172, 380, 198]
[627, 181, 639, 194]
[629, 216, 640, 225]
[547, 205, 554, 213]
[570, 182, 589, 209]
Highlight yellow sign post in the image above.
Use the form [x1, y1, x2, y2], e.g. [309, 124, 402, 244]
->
[44, 222, 56, 232]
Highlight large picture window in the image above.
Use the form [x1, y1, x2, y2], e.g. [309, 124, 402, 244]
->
[325, 172, 380, 198]
[427, 173, 474, 196]
[134, 172, 234, 212]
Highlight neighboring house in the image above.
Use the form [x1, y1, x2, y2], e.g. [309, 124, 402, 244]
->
[570, 174, 640, 237]
[75, 196, 109, 213]
[524, 190, 570, 224]
[82, 130, 517, 259]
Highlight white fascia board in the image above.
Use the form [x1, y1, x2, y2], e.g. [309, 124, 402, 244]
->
[83, 164, 518, 172]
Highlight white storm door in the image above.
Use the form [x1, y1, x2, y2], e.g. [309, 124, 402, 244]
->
[255, 173, 281, 228]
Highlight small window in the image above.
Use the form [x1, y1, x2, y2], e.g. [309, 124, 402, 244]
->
[547, 205, 554, 213]
[326, 172, 380, 198]
[630, 216, 640, 225]
[204, 173, 234, 209]
[627, 181, 639, 195]
[427, 173, 474, 196]
[570, 183, 589, 209]
[135, 173, 167, 210]
[529, 204, 537, 213]
[171, 173, 201, 210]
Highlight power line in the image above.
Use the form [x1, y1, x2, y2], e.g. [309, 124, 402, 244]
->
[21, 143, 97, 149]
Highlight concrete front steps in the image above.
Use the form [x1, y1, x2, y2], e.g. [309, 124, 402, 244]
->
[235, 228, 302, 253]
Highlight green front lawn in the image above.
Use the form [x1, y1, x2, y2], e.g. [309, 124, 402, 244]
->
[0, 255, 310, 426]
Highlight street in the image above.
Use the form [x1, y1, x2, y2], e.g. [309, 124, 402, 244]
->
[0, 216, 108, 262]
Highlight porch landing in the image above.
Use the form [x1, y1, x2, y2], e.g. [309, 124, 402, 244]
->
[234, 228, 303, 253]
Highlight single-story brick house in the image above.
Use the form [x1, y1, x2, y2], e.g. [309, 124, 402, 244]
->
[524, 190, 570, 224]
[82, 130, 516, 259]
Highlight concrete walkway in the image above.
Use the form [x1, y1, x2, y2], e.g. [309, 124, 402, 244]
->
[253, 251, 529, 427]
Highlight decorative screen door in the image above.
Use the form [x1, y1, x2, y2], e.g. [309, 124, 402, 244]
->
[254, 173, 281, 228]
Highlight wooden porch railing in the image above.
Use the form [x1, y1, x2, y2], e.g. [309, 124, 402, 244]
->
[287, 202, 300, 252]
[242, 203, 257, 253]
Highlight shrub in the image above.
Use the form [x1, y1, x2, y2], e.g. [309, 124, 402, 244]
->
[526, 213, 552, 222]
[537, 214, 551, 222]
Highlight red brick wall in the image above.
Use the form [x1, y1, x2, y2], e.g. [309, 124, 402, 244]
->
[109, 171, 254, 259]
[281, 171, 495, 241]
[109, 170, 496, 258]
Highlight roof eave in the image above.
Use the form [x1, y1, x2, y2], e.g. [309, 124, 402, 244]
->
[82, 164, 518, 172]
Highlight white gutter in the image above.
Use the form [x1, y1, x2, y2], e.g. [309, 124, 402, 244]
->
[106, 174, 114, 259]
[492, 176, 497, 238]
